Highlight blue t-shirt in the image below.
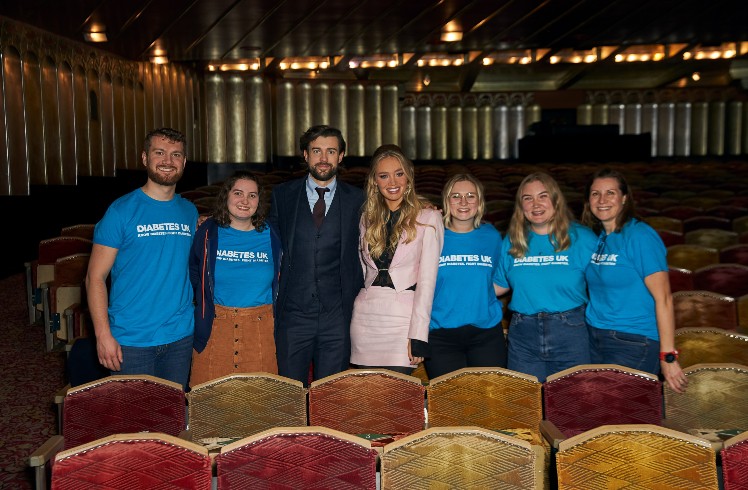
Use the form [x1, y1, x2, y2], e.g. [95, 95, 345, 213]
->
[585, 219, 668, 340]
[496, 222, 597, 315]
[93, 189, 198, 347]
[430, 223, 504, 330]
[214, 226, 273, 307]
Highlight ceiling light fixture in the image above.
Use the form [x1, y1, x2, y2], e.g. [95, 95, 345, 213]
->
[150, 55, 169, 64]
[441, 20, 463, 43]
[83, 24, 107, 43]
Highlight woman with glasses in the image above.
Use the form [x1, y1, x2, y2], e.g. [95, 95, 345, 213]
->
[349, 144, 444, 374]
[424, 174, 508, 379]
[581, 168, 687, 393]
[495, 172, 597, 382]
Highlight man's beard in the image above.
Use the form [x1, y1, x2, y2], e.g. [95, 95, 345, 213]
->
[308, 163, 338, 183]
[147, 164, 183, 186]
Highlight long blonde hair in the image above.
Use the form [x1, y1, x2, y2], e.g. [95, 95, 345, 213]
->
[507, 172, 573, 258]
[363, 144, 422, 259]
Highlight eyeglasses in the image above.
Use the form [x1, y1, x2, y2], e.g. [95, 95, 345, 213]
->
[592, 234, 607, 263]
[448, 192, 478, 203]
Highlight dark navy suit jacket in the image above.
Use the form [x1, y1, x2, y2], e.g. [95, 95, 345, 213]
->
[267, 176, 365, 328]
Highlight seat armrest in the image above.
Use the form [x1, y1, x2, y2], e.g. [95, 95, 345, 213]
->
[539, 419, 566, 450]
[28, 435, 65, 490]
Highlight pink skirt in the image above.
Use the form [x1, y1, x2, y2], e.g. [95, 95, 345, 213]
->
[350, 286, 415, 367]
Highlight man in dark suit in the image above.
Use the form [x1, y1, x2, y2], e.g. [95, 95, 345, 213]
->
[268, 125, 365, 386]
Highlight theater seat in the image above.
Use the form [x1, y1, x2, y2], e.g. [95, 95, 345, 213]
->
[51, 433, 211, 489]
[673, 290, 738, 330]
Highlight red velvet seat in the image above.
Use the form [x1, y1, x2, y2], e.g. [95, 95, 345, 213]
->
[658, 230, 685, 247]
[542, 364, 662, 446]
[308, 369, 425, 443]
[669, 267, 694, 293]
[29, 375, 187, 490]
[660, 205, 704, 221]
[722, 431, 748, 490]
[215, 427, 378, 490]
[720, 244, 748, 267]
[673, 290, 738, 330]
[693, 264, 748, 298]
[52, 434, 211, 489]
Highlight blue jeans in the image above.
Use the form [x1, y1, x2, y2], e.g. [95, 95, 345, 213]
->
[587, 325, 661, 375]
[507, 305, 589, 382]
[117, 335, 193, 390]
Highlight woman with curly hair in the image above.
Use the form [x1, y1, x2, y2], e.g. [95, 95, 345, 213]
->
[188, 170, 281, 387]
[349, 144, 444, 374]
[495, 172, 596, 382]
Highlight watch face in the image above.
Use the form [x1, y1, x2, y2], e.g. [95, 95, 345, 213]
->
[665, 353, 677, 363]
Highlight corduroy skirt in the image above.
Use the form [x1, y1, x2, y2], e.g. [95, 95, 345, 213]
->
[189, 303, 276, 387]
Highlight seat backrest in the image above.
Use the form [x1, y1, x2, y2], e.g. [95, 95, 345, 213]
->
[658, 229, 686, 247]
[685, 228, 739, 250]
[543, 364, 662, 438]
[683, 216, 733, 233]
[694, 263, 748, 298]
[556, 424, 718, 489]
[62, 375, 186, 449]
[660, 205, 704, 221]
[664, 363, 748, 433]
[643, 215, 683, 233]
[673, 290, 738, 330]
[667, 244, 720, 271]
[308, 369, 425, 436]
[675, 328, 748, 368]
[187, 373, 307, 442]
[733, 216, 748, 235]
[380, 427, 545, 490]
[722, 431, 748, 490]
[216, 427, 378, 490]
[51, 253, 90, 286]
[426, 367, 543, 431]
[35, 236, 93, 287]
[60, 224, 95, 240]
[52, 433, 211, 489]
[669, 266, 694, 292]
[720, 244, 748, 266]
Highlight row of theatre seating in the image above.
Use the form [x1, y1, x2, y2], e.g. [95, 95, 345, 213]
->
[31, 365, 748, 489]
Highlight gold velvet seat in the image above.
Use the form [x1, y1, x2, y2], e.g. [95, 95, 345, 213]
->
[556, 424, 718, 489]
[675, 327, 748, 368]
[663, 363, 748, 450]
[184, 373, 307, 445]
[380, 427, 545, 490]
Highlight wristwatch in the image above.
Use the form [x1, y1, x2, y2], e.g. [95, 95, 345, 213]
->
[659, 350, 679, 363]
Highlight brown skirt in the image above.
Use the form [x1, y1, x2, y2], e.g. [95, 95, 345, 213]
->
[189, 303, 276, 387]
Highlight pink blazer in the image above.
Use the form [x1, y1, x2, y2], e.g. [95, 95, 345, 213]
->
[358, 208, 444, 342]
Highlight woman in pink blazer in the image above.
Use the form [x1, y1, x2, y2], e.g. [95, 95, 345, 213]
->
[349, 144, 444, 374]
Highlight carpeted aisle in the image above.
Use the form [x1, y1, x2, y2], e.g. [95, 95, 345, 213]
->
[0, 273, 65, 489]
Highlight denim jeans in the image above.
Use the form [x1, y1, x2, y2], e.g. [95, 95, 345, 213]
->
[587, 325, 661, 375]
[507, 305, 589, 382]
[117, 334, 194, 390]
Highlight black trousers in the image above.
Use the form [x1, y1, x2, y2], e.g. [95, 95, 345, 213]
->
[275, 300, 349, 387]
[423, 325, 507, 379]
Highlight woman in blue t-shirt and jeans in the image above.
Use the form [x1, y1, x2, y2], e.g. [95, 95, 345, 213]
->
[581, 168, 687, 393]
[425, 174, 507, 379]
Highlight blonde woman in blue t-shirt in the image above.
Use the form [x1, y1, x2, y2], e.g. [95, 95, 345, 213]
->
[425, 174, 507, 379]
